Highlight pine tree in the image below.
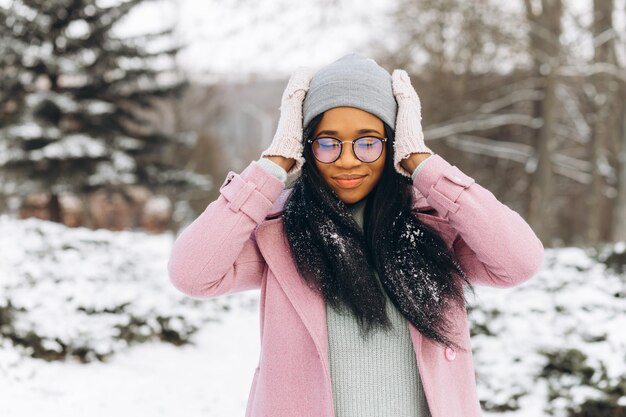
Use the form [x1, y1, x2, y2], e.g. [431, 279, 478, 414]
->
[0, 0, 208, 223]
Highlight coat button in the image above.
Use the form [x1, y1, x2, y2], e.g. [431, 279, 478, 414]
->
[445, 346, 456, 361]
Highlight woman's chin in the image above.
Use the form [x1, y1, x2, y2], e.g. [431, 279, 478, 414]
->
[334, 188, 370, 205]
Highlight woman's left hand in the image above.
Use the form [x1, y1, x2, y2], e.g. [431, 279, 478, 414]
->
[391, 69, 434, 177]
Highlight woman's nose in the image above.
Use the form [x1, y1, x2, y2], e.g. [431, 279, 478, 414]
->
[334, 142, 360, 168]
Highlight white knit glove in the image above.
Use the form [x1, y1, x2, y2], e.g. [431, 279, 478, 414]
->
[260, 66, 315, 175]
[391, 69, 434, 177]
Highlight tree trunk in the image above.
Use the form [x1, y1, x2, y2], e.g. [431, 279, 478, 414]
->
[48, 193, 61, 223]
[588, 0, 619, 244]
[525, 0, 562, 244]
[528, 72, 558, 243]
[614, 82, 626, 241]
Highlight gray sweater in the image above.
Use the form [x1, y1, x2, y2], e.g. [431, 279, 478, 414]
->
[323, 196, 431, 417]
[256, 157, 433, 416]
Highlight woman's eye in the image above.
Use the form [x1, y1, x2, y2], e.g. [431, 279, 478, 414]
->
[317, 139, 339, 149]
[357, 138, 378, 147]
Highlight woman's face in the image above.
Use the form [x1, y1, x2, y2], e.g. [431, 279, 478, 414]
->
[311, 106, 387, 205]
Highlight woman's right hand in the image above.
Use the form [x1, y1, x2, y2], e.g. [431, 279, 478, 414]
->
[260, 66, 315, 175]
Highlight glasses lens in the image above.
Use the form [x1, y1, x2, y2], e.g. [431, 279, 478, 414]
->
[312, 138, 341, 163]
[354, 137, 383, 162]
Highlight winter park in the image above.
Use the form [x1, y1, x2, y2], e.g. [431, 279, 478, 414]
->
[1, 0, 626, 416]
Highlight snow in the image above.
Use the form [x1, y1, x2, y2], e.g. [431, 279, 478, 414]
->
[6, 121, 60, 141]
[144, 195, 172, 215]
[29, 134, 108, 160]
[25, 91, 79, 113]
[1, 215, 625, 416]
[0, 214, 260, 416]
[471, 246, 626, 416]
[65, 19, 90, 40]
[87, 154, 138, 186]
[85, 100, 115, 115]
[0, 309, 260, 417]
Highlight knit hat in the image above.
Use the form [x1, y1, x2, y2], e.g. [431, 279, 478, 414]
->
[302, 53, 397, 130]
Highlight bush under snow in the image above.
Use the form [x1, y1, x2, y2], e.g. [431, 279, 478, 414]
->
[470, 243, 626, 417]
[0, 215, 253, 365]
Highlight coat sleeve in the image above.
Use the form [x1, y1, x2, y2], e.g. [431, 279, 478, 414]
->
[167, 160, 285, 298]
[411, 154, 545, 288]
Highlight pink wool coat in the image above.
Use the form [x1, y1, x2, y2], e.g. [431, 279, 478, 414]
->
[168, 153, 545, 417]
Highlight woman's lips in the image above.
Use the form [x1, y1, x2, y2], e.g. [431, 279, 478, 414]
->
[334, 175, 366, 189]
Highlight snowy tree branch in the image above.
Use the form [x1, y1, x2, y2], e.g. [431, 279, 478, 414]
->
[425, 114, 542, 140]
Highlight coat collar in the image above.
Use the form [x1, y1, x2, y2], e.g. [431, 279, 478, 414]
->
[255, 186, 433, 378]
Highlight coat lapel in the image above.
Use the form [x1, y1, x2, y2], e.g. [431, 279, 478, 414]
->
[255, 218, 330, 373]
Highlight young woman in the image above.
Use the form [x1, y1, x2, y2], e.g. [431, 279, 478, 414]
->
[168, 53, 544, 417]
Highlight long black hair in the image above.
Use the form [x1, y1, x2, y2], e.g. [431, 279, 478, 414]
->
[282, 112, 475, 352]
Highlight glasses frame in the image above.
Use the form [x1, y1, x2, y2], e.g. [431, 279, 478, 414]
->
[306, 136, 388, 164]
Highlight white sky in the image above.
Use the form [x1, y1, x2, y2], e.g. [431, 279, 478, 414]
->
[117, 0, 624, 82]
[3, 0, 624, 80]
[118, 0, 402, 80]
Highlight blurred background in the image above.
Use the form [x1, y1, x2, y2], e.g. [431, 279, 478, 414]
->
[0, 0, 625, 416]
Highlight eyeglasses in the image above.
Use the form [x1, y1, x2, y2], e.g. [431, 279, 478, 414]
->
[307, 136, 387, 164]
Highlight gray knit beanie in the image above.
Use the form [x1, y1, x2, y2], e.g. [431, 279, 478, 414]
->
[302, 53, 397, 130]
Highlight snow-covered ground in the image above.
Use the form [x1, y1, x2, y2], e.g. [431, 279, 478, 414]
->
[1, 214, 625, 416]
[0, 306, 260, 417]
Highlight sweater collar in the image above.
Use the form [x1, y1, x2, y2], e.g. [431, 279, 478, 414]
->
[346, 195, 368, 229]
